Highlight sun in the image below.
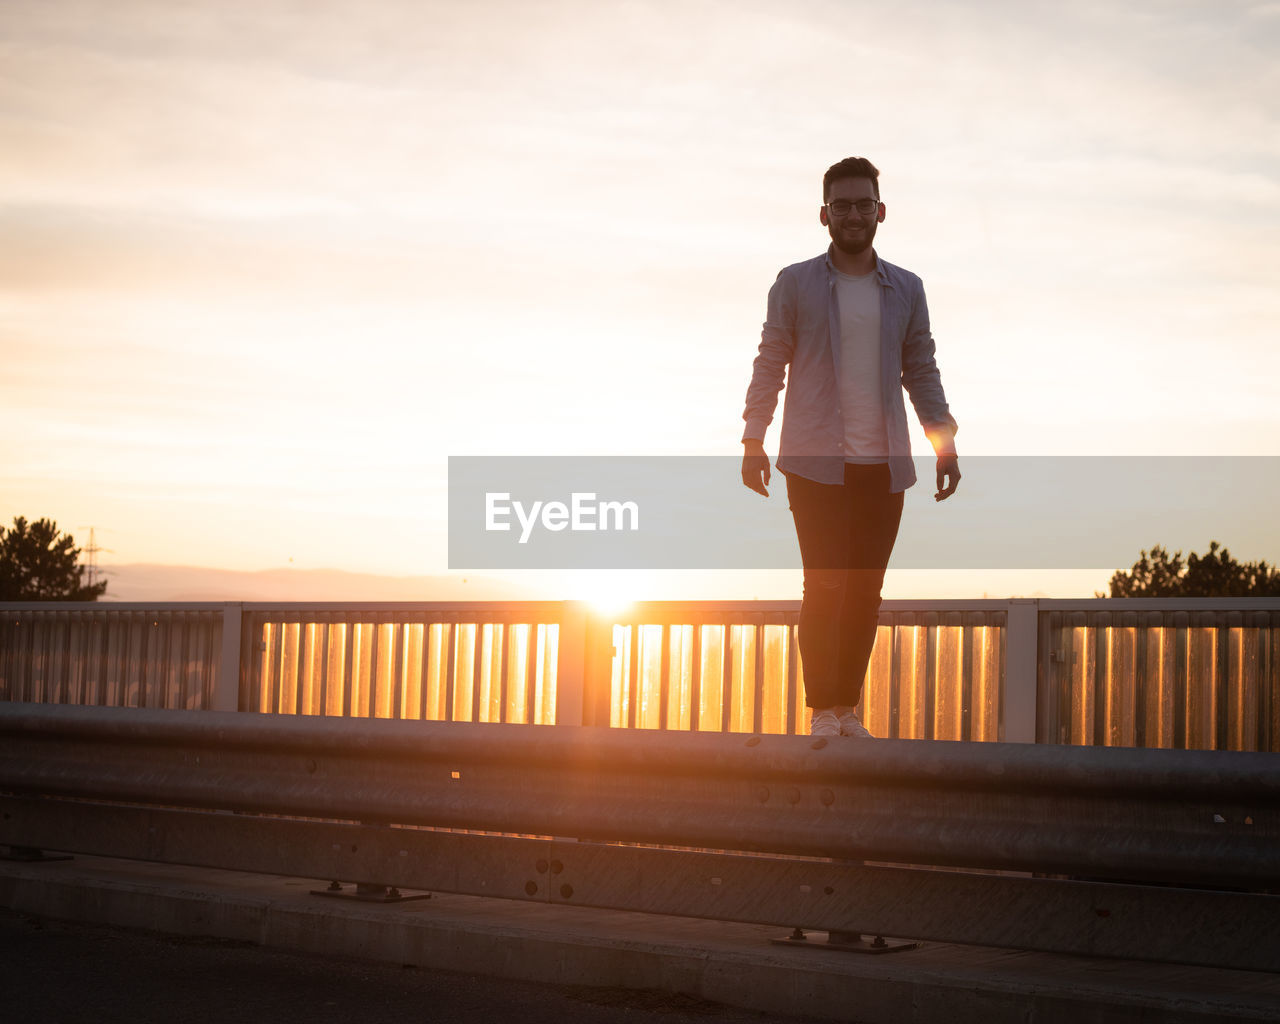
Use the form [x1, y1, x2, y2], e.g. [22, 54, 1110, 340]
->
[563, 570, 646, 617]
[584, 581, 635, 617]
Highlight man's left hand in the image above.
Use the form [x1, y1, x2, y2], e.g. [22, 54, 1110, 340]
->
[935, 454, 960, 502]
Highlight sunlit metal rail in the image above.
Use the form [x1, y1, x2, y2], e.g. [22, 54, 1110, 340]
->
[2, 702, 1278, 973]
[3, 598, 1279, 751]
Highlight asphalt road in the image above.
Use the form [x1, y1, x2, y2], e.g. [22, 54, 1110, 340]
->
[2, 907, 816, 1024]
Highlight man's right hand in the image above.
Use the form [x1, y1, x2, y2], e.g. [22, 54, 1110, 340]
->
[741, 440, 771, 497]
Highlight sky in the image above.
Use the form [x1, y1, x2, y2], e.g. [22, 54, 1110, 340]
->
[2, 0, 1277, 603]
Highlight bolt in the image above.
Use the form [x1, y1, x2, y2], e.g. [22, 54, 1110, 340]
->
[755, 786, 770, 803]
[550, 860, 564, 874]
[525, 881, 538, 896]
[535, 859, 549, 874]
[820, 789, 835, 806]
[560, 884, 573, 899]
[787, 787, 801, 805]
[745, 736, 761, 747]
[810, 737, 828, 750]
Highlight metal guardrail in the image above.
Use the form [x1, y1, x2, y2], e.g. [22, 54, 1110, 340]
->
[1, 702, 1278, 973]
[3, 599, 1278, 749]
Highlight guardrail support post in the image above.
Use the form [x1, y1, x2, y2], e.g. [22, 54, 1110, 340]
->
[212, 603, 243, 712]
[556, 602, 616, 727]
[1003, 599, 1038, 743]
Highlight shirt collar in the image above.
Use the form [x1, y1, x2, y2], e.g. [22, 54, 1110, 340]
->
[824, 244, 891, 287]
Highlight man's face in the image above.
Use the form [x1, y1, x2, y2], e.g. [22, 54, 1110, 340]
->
[820, 176, 884, 257]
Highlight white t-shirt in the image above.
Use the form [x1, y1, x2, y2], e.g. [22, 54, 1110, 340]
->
[834, 268, 889, 463]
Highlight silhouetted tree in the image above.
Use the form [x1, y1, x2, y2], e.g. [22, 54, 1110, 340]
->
[1102, 541, 1280, 598]
[0, 516, 108, 601]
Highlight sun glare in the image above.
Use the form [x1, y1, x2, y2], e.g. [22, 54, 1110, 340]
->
[556, 570, 652, 617]
[585, 584, 635, 617]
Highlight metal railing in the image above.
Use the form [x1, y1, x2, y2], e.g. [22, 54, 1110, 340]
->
[600, 603, 1006, 741]
[2, 702, 1278, 973]
[1042, 605, 1280, 750]
[0, 606, 224, 710]
[3, 599, 1278, 750]
[244, 607, 561, 725]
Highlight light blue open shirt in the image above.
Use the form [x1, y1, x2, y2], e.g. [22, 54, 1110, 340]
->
[741, 246, 958, 493]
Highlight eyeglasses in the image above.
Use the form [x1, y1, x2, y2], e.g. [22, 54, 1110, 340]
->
[826, 198, 879, 217]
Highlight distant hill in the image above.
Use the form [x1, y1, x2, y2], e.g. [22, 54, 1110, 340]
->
[96, 564, 540, 603]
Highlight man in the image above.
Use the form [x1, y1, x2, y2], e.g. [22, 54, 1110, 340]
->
[741, 156, 959, 738]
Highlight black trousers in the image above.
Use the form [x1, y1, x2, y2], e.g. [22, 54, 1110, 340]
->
[785, 463, 904, 710]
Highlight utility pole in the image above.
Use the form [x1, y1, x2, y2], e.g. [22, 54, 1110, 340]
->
[79, 526, 112, 589]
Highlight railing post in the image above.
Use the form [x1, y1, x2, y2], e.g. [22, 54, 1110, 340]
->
[212, 603, 243, 712]
[1004, 599, 1039, 743]
[583, 611, 617, 727]
[556, 602, 588, 726]
[556, 602, 616, 727]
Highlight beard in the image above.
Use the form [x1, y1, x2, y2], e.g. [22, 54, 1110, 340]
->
[829, 218, 878, 257]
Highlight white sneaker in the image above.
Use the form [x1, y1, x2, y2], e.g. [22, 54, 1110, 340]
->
[838, 711, 874, 739]
[809, 709, 841, 737]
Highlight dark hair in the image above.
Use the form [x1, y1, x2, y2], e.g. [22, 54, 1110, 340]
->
[823, 157, 880, 201]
